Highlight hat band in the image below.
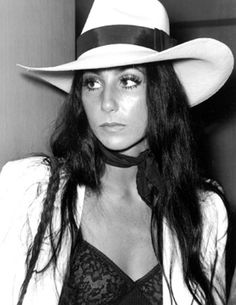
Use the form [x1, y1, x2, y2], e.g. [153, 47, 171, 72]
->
[76, 25, 177, 57]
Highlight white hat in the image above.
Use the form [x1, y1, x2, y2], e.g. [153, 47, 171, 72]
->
[18, 0, 234, 107]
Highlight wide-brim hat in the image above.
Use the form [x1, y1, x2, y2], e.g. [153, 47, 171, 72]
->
[18, 0, 234, 107]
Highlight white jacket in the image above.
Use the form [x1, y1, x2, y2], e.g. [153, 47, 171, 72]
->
[0, 157, 228, 305]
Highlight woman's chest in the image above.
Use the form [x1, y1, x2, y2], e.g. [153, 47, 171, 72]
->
[59, 197, 162, 305]
[59, 234, 162, 305]
[80, 194, 158, 282]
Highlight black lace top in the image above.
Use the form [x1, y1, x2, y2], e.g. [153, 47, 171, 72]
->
[59, 232, 162, 305]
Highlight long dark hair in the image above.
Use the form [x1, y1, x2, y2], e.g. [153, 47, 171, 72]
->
[17, 62, 224, 305]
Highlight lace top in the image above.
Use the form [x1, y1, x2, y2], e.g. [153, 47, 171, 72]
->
[59, 232, 162, 305]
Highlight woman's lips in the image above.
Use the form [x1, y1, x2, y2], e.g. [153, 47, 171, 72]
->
[100, 122, 126, 132]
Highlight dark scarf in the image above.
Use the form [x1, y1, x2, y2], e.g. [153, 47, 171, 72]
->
[98, 142, 162, 208]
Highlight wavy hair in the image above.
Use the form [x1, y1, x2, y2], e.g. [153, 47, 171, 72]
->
[17, 62, 224, 305]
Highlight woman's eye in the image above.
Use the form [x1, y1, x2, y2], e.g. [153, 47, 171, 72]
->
[120, 75, 142, 89]
[82, 78, 102, 91]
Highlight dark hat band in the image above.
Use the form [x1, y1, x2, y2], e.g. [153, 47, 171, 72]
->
[76, 24, 177, 57]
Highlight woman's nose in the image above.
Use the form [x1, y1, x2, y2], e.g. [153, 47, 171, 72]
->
[101, 85, 119, 112]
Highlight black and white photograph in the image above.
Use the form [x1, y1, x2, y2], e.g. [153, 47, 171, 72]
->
[0, 1, 236, 304]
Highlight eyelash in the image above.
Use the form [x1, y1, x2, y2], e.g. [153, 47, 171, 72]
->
[120, 75, 142, 89]
[82, 74, 142, 91]
[82, 77, 101, 91]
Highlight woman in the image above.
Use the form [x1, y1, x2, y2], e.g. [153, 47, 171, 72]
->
[0, 0, 234, 304]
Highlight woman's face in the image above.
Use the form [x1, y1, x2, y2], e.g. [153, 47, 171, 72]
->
[81, 66, 148, 156]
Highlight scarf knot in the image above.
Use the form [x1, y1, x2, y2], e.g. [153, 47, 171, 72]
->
[98, 143, 162, 208]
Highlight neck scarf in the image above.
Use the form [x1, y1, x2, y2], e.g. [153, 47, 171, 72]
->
[98, 142, 162, 208]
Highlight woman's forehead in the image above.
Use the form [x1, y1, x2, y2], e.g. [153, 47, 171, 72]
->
[83, 65, 146, 75]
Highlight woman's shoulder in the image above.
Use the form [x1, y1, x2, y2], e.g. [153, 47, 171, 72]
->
[0, 156, 50, 182]
[0, 156, 51, 192]
[0, 157, 52, 241]
[0, 156, 51, 213]
[199, 186, 228, 242]
[0, 157, 52, 304]
[199, 184, 227, 215]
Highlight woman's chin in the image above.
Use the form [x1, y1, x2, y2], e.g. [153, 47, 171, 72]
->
[98, 138, 147, 156]
[99, 140, 128, 152]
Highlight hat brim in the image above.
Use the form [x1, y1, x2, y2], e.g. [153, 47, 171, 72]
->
[18, 38, 234, 107]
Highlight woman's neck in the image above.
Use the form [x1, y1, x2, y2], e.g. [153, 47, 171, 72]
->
[101, 164, 138, 195]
